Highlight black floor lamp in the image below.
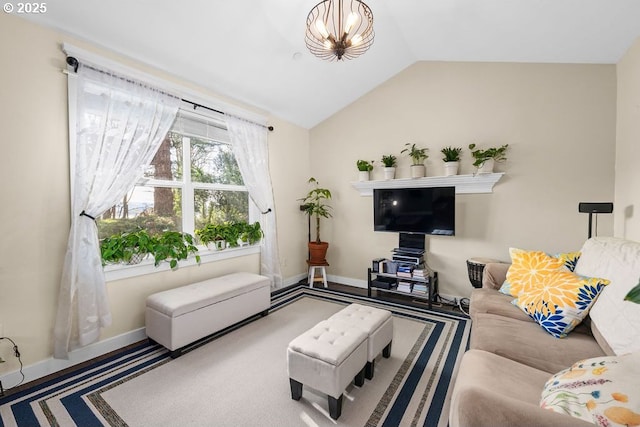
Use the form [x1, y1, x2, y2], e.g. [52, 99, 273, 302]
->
[579, 202, 613, 238]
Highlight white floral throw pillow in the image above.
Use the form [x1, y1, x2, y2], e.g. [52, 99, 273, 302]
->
[540, 352, 640, 426]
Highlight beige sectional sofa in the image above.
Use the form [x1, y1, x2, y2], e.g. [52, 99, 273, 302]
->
[449, 237, 640, 427]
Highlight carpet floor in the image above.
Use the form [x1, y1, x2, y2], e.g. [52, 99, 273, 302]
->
[0, 286, 470, 427]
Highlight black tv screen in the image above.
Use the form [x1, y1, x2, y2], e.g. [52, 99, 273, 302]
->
[373, 187, 455, 235]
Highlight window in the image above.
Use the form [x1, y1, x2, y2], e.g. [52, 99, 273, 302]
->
[97, 108, 250, 240]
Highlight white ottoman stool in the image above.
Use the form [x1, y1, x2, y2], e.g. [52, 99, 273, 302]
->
[329, 303, 393, 380]
[287, 319, 368, 420]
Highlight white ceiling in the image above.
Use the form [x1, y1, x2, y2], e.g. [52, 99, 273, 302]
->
[24, 0, 640, 129]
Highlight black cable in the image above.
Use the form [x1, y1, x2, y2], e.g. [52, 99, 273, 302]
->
[0, 337, 25, 395]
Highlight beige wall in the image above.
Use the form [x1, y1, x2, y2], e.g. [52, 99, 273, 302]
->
[615, 37, 640, 241]
[310, 61, 617, 298]
[0, 13, 310, 371]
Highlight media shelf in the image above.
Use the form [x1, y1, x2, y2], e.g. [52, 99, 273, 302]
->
[367, 268, 438, 310]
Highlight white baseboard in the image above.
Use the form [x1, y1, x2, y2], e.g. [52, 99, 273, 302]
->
[327, 274, 367, 289]
[0, 328, 147, 386]
[282, 273, 307, 287]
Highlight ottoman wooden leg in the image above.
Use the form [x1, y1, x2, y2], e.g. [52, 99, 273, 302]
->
[290, 378, 303, 400]
[383, 341, 392, 358]
[328, 394, 343, 420]
[365, 360, 375, 380]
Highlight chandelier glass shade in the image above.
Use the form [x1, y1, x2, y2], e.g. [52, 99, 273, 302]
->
[305, 0, 374, 61]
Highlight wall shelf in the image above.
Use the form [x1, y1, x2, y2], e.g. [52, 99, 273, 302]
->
[350, 173, 504, 196]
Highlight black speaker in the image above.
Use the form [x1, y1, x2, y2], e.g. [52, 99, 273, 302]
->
[579, 202, 613, 214]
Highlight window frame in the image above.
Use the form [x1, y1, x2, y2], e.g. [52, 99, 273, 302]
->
[66, 54, 262, 281]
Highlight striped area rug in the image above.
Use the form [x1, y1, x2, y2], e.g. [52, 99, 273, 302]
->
[0, 286, 470, 427]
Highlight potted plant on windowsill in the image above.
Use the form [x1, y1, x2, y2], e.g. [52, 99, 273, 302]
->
[299, 177, 332, 264]
[152, 231, 200, 269]
[238, 221, 264, 246]
[100, 228, 156, 265]
[468, 143, 509, 173]
[381, 154, 398, 180]
[441, 146, 463, 176]
[356, 160, 374, 182]
[223, 222, 243, 248]
[401, 143, 428, 178]
[100, 229, 200, 269]
[195, 223, 227, 250]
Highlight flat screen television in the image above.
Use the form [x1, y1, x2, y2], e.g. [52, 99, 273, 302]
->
[373, 187, 455, 235]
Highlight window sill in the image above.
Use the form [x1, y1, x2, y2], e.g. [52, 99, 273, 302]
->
[104, 245, 261, 282]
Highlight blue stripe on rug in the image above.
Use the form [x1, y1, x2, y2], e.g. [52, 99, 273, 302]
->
[6, 344, 164, 426]
[60, 352, 168, 427]
[382, 320, 445, 426]
[424, 314, 468, 427]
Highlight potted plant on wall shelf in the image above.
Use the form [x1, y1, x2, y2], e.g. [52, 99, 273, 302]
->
[299, 177, 332, 264]
[356, 160, 374, 182]
[381, 154, 398, 180]
[441, 146, 463, 176]
[468, 143, 509, 173]
[401, 143, 428, 178]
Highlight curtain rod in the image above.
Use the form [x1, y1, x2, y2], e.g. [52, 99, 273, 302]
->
[65, 56, 274, 132]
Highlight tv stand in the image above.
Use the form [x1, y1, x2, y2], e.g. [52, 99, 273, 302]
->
[367, 268, 438, 310]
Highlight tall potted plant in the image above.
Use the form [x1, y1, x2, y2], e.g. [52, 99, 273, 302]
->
[401, 143, 428, 178]
[381, 154, 397, 180]
[441, 146, 463, 176]
[468, 143, 509, 173]
[299, 177, 332, 264]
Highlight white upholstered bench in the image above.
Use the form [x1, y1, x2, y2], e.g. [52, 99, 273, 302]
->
[329, 303, 393, 380]
[287, 319, 368, 420]
[145, 272, 270, 357]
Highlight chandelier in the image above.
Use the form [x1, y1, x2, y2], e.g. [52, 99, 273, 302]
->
[305, 0, 374, 61]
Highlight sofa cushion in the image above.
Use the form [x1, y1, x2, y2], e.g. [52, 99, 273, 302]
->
[469, 288, 532, 323]
[574, 237, 640, 355]
[514, 270, 609, 338]
[470, 312, 606, 373]
[482, 262, 511, 290]
[449, 350, 594, 427]
[540, 352, 640, 425]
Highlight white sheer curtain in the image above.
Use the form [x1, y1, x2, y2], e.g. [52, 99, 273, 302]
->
[54, 64, 180, 358]
[226, 115, 283, 288]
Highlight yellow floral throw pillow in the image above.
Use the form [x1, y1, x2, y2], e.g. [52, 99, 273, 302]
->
[514, 269, 609, 337]
[540, 353, 640, 426]
[499, 248, 577, 297]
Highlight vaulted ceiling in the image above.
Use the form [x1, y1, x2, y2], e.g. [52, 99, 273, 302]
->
[24, 0, 640, 128]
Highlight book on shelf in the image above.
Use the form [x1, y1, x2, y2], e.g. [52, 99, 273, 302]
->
[397, 281, 412, 293]
[396, 271, 413, 278]
[412, 283, 428, 294]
